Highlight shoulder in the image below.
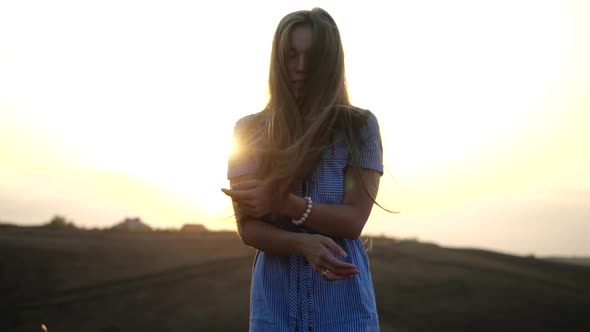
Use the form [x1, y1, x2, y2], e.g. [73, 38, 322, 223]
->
[234, 112, 260, 131]
[364, 110, 380, 131]
[345, 107, 380, 134]
[347, 108, 381, 151]
[233, 111, 267, 138]
[357, 108, 378, 124]
[340, 106, 376, 123]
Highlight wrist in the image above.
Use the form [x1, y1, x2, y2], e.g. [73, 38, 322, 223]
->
[282, 193, 306, 219]
[292, 232, 310, 256]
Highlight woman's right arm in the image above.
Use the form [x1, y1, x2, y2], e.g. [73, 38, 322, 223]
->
[236, 213, 359, 279]
[229, 174, 342, 256]
[236, 213, 305, 256]
[229, 175, 359, 279]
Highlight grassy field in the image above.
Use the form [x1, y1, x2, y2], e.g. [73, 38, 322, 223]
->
[1, 226, 589, 332]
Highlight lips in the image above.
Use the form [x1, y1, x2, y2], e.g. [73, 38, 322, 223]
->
[292, 80, 305, 87]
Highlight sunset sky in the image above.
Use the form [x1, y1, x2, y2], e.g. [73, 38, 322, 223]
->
[1, 0, 589, 256]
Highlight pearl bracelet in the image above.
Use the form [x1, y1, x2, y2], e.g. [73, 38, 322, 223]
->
[292, 196, 312, 226]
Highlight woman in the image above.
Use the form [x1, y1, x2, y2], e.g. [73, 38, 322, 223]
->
[222, 7, 383, 331]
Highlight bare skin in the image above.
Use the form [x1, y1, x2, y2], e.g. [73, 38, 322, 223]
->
[222, 25, 381, 282]
[223, 168, 380, 238]
[286, 24, 312, 98]
[222, 167, 380, 281]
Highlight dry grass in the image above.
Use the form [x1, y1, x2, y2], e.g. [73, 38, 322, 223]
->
[1, 227, 589, 331]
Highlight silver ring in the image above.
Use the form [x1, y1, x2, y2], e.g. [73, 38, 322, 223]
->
[320, 269, 329, 277]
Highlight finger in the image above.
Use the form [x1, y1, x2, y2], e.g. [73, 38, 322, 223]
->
[321, 254, 358, 271]
[315, 263, 357, 278]
[323, 270, 354, 281]
[237, 200, 256, 209]
[326, 266, 360, 276]
[237, 207, 254, 217]
[237, 203, 257, 216]
[231, 180, 261, 190]
[320, 238, 348, 258]
[221, 188, 235, 198]
[221, 188, 253, 201]
[318, 255, 359, 277]
[324, 265, 359, 278]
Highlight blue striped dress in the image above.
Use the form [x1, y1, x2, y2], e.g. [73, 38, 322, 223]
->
[227, 111, 383, 332]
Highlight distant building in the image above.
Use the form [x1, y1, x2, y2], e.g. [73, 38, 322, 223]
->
[111, 217, 152, 231]
[180, 223, 208, 233]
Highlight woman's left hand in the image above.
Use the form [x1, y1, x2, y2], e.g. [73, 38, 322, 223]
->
[221, 180, 279, 218]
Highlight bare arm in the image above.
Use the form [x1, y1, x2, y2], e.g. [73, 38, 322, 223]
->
[281, 167, 380, 239]
[227, 175, 359, 280]
[229, 175, 341, 256]
[233, 204, 306, 256]
[226, 168, 380, 240]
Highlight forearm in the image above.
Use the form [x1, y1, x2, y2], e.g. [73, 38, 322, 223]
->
[282, 194, 368, 239]
[238, 217, 307, 256]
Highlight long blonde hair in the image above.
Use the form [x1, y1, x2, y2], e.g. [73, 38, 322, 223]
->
[254, 8, 372, 204]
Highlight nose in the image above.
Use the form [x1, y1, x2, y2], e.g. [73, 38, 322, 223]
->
[296, 54, 306, 73]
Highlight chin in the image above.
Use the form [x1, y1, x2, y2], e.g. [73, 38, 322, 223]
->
[291, 90, 303, 99]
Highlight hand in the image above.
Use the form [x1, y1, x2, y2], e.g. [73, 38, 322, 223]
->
[300, 234, 359, 281]
[221, 180, 280, 218]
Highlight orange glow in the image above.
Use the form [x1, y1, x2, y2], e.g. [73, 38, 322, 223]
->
[1, 1, 589, 255]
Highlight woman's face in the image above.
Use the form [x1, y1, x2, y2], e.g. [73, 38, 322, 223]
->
[286, 25, 313, 98]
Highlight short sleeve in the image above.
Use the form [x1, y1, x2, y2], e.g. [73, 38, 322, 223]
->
[347, 112, 384, 175]
[227, 115, 259, 179]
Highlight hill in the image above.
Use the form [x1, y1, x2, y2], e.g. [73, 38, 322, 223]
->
[544, 256, 590, 267]
[0, 227, 589, 332]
